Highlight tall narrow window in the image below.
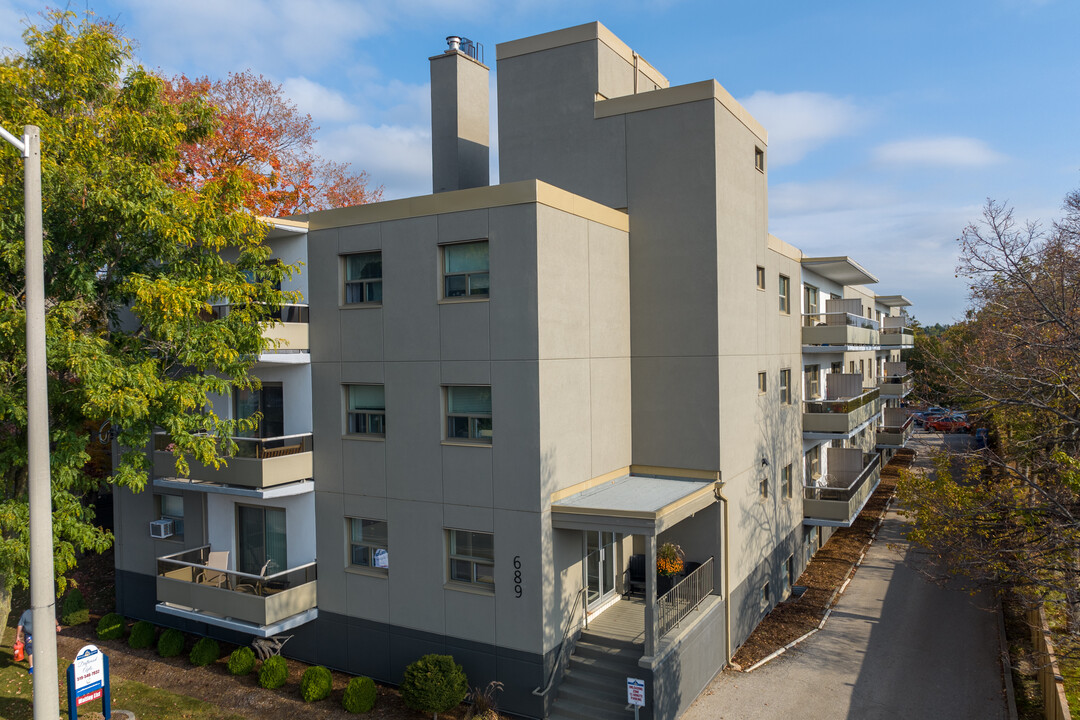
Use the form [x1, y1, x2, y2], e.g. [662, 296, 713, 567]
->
[785, 555, 794, 593]
[778, 275, 790, 314]
[779, 369, 791, 404]
[448, 530, 494, 587]
[758, 371, 767, 394]
[760, 470, 769, 501]
[804, 364, 820, 400]
[237, 505, 287, 576]
[443, 241, 489, 299]
[756, 266, 766, 290]
[803, 284, 819, 326]
[344, 252, 382, 304]
[782, 464, 793, 499]
[805, 445, 821, 484]
[345, 385, 386, 436]
[755, 146, 765, 172]
[349, 518, 389, 571]
[446, 386, 492, 443]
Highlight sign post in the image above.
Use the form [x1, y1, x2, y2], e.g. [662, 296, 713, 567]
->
[67, 644, 111, 719]
[627, 677, 645, 719]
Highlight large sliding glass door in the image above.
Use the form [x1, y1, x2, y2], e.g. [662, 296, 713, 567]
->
[237, 505, 287, 575]
[234, 383, 284, 438]
[586, 530, 617, 608]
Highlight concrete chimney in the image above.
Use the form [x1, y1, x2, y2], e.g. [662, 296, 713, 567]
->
[430, 37, 489, 193]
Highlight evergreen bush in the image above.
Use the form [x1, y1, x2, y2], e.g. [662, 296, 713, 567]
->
[189, 637, 220, 667]
[342, 676, 377, 714]
[400, 654, 468, 720]
[128, 620, 156, 649]
[157, 628, 185, 658]
[60, 588, 89, 626]
[95, 612, 125, 641]
[300, 665, 333, 702]
[258, 655, 288, 689]
[228, 646, 256, 676]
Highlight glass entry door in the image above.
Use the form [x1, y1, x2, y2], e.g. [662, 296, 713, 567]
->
[586, 531, 617, 607]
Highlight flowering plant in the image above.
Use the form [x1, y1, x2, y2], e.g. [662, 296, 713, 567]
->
[656, 542, 685, 576]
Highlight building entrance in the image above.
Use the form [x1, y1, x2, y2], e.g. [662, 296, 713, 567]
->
[585, 530, 618, 608]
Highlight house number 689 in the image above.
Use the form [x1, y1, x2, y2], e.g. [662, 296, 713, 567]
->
[513, 556, 523, 598]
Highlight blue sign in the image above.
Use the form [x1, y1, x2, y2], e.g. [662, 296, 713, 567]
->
[67, 644, 111, 719]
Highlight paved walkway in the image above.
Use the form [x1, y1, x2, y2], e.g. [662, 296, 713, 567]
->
[683, 430, 1009, 720]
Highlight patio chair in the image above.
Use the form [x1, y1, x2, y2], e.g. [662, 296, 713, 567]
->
[624, 554, 646, 598]
[197, 550, 230, 588]
[235, 558, 273, 596]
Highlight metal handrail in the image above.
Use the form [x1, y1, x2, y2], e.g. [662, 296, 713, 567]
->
[153, 431, 314, 458]
[533, 587, 586, 697]
[658, 557, 714, 637]
[157, 544, 317, 591]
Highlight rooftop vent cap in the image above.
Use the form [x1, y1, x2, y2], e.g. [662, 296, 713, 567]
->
[446, 36, 461, 52]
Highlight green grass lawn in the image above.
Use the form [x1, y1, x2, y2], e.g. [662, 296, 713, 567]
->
[0, 626, 245, 720]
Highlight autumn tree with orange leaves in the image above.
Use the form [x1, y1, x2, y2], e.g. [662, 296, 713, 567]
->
[168, 70, 381, 216]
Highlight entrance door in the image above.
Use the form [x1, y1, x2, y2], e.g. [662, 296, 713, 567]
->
[586, 531, 617, 608]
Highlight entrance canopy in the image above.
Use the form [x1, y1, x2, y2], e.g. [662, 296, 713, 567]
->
[551, 475, 719, 535]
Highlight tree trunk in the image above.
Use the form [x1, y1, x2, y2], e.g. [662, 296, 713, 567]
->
[0, 580, 12, 646]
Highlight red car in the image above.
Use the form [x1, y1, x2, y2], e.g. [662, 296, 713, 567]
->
[925, 414, 971, 433]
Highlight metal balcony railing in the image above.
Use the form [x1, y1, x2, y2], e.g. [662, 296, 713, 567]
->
[209, 303, 309, 323]
[803, 453, 881, 503]
[802, 312, 880, 331]
[154, 431, 313, 460]
[804, 388, 880, 415]
[658, 557, 714, 638]
[157, 545, 316, 595]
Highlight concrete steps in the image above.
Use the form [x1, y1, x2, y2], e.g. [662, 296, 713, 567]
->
[547, 629, 643, 720]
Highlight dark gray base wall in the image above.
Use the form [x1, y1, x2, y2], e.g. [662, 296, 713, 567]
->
[650, 598, 726, 720]
[727, 524, 807, 652]
[117, 569, 553, 719]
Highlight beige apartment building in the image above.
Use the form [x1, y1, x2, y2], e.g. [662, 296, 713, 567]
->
[113, 22, 914, 720]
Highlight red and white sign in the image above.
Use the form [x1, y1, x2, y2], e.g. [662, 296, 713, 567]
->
[73, 645, 105, 706]
[627, 677, 646, 707]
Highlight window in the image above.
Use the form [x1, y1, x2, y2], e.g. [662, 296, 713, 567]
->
[234, 383, 284, 438]
[237, 505, 286, 576]
[757, 371, 767, 394]
[446, 386, 492, 443]
[448, 529, 494, 587]
[859, 359, 865, 379]
[761, 581, 771, 609]
[779, 369, 791, 404]
[804, 364, 820, 400]
[344, 251, 382, 304]
[760, 468, 769, 501]
[831, 361, 843, 374]
[756, 265, 765, 290]
[155, 494, 184, 540]
[442, 240, 489, 299]
[784, 555, 794, 594]
[782, 463, 793, 499]
[346, 385, 385, 436]
[805, 445, 821, 484]
[349, 518, 389, 571]
[849, 360, 856, 374]
[803, 284, 819, 326]
[754, 146, 765, 173]
[778, 275, 790, 314]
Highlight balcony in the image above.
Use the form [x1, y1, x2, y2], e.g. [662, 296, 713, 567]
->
[156, 545, 317, 637]
[210, 303, 310, 359]
[880, 317, 914, 348]
[803, 388, 881, 437]
[802, 312, 880, 352]
[879, 372, 914, 398]
[877, 408, 914, 448]
[153, 432, 313, 490]
[803, 451, 881, 527]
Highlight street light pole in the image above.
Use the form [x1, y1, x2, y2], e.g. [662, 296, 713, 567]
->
[1, 124, 60, 720]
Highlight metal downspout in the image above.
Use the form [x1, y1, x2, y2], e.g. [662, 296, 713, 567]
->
[715, 486, 732, 663]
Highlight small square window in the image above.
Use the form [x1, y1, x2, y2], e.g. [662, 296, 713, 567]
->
[782, 463, 793, 499]
[755, 146, 765, 173]
[345, 384, 386, 436]
[442, 240, 489, 299]
[155, 494, 184, 540]
[757, 372, 767, 394]
[446, 386, 492, 443]
[349, 518, 389, 571]
[756, 265, 765, 290]
[448, 529, 494, 588]
[779, 369, 791, 404]
[344, 252, 382, 305]
[778, 275, 791, 314]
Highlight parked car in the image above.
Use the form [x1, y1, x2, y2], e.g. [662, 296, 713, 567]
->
[913, 407, 948, 426]
[926, 414, 971, 433]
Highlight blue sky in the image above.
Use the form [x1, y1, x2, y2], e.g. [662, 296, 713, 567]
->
[2, 0, 1077, 324]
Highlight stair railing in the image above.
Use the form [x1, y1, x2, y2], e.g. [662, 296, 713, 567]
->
[532, 587, 586, 697]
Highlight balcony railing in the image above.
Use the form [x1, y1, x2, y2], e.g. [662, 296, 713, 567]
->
[157, 545, 317, 628]
[803, 453, 881, 525]
[209, 303, 309, 323]
[210, 303, 310, 354]
[153, 432, 313, 488]
[879, 372, 914, 397]
[658, 557, 714, 638]
[880, 325, 915, 347]
[877, 414, 914, 447]
[803, 388, 881, 435]
[802, 312, 880, 349]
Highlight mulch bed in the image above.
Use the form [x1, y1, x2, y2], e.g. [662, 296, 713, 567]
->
[730, 448, 915, 669]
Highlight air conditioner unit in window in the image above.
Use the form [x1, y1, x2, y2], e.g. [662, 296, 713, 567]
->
[150, 518, 174, 539]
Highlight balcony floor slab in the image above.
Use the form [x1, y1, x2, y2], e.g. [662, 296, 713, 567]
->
[156, 602, 318, 638]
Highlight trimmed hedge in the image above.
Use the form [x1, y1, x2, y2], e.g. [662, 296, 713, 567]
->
[60, 588, 89, 626]
[95, 613, 125, 641]
[300, 665, 333, 702]
[258, 655, 288, 689]
[189, 637, 220, 667]
[343, 675, 377, 713]
[157, 628, 185, 658]
[128, 620, 156, 649]
[400, 654, 468, 719]
[228, 646, 256, 676]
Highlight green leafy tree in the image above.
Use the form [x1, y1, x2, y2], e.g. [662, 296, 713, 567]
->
[0, 11, 297, 630]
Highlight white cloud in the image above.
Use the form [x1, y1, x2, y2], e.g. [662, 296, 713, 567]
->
[282, 77, 358, 124]
[318, 123, 432, 201]
[872, 137, 1007, 168]
[739, 91, 865, 167]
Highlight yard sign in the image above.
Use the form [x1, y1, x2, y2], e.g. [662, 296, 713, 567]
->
[67, 644, 111, 719]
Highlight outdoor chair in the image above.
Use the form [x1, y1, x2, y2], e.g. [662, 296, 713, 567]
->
[625, 554, 646, 597]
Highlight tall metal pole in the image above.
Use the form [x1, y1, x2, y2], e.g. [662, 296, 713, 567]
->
[23, 125, 59, 720]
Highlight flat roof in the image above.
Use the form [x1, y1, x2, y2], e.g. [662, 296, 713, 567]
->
[875, 294, 913, 307]
[552, 475, 717, 535]
[801, 257, 879, 286]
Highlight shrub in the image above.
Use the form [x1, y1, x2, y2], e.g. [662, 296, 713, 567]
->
[300, 665, 333, 702]
[157, 628, 185, 658]
[228, 646, 256, 676]
[60, 588, 89, 626]
[401, 654, 468, 720]
[128, 620, 156, 649]
[258, 655, 288, 689]
[189, 637, 220, 667]
[466, 681, 503, 720]
[95, 612, 125, 641]
[343, 676, 377, 714]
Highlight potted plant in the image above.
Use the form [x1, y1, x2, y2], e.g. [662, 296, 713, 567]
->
[656, 542, 685, 596]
